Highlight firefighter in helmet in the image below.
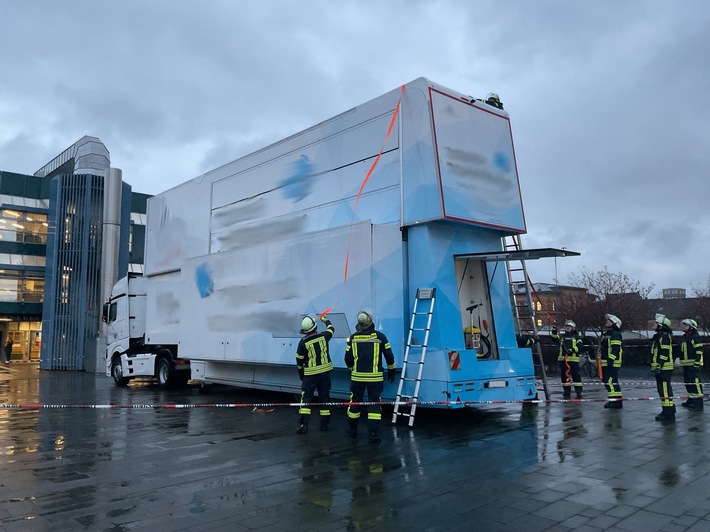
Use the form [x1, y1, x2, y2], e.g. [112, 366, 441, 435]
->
[484, 93, 504, 109]
[679, 318, 704, 410]
[551, 320, 583, 399]
[295, 314, 335, 434]
[473, 92, 504, 110]
[600, 314, 623, 408]
[651, 314, 675, 422]
[344, 310, 396, 444]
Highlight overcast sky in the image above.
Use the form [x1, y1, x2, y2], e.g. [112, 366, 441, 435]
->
[1, 1, 708, 295]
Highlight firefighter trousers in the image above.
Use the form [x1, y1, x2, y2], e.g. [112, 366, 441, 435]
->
[655, 370, 675, 415]
[682, 366, 704, 406]
[299, 372, 331, 426]
[347, 380, 384, 435]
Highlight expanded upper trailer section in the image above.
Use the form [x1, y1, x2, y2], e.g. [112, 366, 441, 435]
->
[144, 77, 525, 276]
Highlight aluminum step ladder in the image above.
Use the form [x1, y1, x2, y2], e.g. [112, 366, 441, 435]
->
[392, 288, 435, 427]
[504, 235, 550, 400]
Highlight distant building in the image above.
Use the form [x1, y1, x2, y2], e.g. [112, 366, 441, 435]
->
[662, 288, 686, 299]
[512, 282, 590, 331]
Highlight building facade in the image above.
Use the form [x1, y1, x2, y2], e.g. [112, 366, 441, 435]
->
[0, 136, 148, 369]
[0, 171, 51, 362]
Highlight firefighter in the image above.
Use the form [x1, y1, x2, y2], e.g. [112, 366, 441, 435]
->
[295, 314, 335, 434]
[473, 92, 504, 110]
[552, 320, 583, 399]
[679, 318, 704, 410]
[600, 314, 623, 409]
[516, 334, 538, 348]
[484, 93, 504, 109]
[651, 314, 675, 422]
[344, 310, 396, 444]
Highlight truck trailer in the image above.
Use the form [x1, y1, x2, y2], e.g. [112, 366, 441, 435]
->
[103, 77, 546, 407]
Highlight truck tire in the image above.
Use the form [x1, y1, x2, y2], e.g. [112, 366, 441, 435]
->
[157, 356, 174, 388]
[111, 357, 131, 387]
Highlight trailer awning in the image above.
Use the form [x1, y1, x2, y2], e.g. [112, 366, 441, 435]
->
[454, 248, 580, 262]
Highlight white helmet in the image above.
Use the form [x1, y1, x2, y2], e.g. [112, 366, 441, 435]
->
[356, 310, 373, 332]
[300, 316, 317, 334]
[655, 313, 671, 328]
[486, 92, 500, 102]
[564, 320, 576, 329]
[605, 314, 621, 328]
[681, 318, 697, 329]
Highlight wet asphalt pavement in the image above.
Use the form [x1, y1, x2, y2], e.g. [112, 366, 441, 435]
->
[1, 363, 710, 531]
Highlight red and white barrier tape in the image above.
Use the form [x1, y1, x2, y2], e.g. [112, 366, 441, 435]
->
[0, 394, 705, 410]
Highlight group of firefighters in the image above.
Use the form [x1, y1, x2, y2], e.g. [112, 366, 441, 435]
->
[550, 313, 705, 423]
[294, 309, 705, 441]
[295, 311, 395, 444]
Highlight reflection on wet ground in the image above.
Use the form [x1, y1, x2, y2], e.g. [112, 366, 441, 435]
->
[1, 364, 709, 531]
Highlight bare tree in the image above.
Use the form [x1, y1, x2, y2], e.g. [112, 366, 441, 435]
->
[554, 290, 599, 335]
[564, 266, 655, 333]
[689, 277, 710, 333]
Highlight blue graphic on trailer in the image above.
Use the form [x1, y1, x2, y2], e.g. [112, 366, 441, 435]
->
[280, 154, 317, 202]
[195, 263, 214, 298]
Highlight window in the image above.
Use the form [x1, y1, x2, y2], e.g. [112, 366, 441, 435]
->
[61, 266, 72, 304]
[0, 209, 48, 244]
[0, 270, 45, 303]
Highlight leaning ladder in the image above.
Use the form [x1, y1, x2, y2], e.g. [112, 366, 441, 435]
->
[504, 235, 550, 400]
[392, 288, 436, 427]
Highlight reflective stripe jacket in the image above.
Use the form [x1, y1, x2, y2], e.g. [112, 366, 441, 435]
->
[600, 326, 623, 368]
[551, 329, 581, 362]
[651, 330, 674, 372]
[296, 319, 334, 376]
[344, 324, 395, 383]
[680, 329, 704, 368]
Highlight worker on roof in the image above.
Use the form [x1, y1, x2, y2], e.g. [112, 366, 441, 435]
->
[344, 310, 396, 444]
[552, 320, 583, 399]
[651, 314, 675, 423]
[472, 92, 504, 110]
[600, 314, 623, 409]
[295, 314, 335, 434]
[679, 318, 704, 410]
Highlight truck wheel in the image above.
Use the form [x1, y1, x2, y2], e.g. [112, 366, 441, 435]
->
[111, 357, 130, 387]
[157, 357, 174, 387]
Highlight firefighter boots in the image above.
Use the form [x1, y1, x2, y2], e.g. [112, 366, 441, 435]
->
[655, 406, 676, 423]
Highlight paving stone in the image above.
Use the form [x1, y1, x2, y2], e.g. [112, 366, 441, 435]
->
[614, 509, 676, 531]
